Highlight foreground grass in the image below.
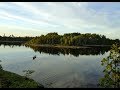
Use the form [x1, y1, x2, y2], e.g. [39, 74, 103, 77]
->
[0, 70, 44, 88]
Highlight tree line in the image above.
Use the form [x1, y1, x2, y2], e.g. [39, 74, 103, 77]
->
[26, 32, 120, 46]
[0, 35, 33, 42]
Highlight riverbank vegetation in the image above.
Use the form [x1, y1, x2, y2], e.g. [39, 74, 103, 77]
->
[99, 44, 120, 88]
[0, 70, 44, 88]
[0, 61, 44, 88]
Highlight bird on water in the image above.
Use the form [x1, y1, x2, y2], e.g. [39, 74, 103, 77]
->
[33, 55, 36, 60]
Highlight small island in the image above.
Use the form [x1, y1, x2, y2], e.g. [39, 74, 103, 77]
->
[25, 32, 120, 48]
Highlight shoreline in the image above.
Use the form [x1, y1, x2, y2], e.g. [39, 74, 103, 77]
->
[0, 69, 44, 88]
[25, 44, 91, 49]
[25, 44, 111, 49]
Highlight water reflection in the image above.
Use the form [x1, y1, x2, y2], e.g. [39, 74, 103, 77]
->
[23, 70, 35, 79]
[27, 45, 110, 57]
[0, 44, 113, 88]
[0, 60, 3, 70]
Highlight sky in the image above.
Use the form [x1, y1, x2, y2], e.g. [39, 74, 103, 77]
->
[0, 2, 120, 39]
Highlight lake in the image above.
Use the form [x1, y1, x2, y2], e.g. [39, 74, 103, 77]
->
[0, 44, 111, 88]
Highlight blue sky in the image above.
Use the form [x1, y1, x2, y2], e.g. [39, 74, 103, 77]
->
[0, 2, 120, 39]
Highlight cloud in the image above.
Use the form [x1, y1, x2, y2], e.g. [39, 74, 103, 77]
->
[0, 2, 120, 39]
[0, 10, 60, 28]
[11, 2, 53, 19]
[0, 25, 47, 36]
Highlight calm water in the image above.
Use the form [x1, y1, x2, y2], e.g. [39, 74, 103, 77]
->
[0, 44, 110, 88]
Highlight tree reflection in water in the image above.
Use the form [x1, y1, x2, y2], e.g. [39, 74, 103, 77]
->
[27, 45, 110, 57]
[99, 44, 120, 88]
[0, 60, 3, 70]
[23, 70, 35, 79]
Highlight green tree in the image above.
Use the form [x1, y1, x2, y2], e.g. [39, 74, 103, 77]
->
[99, 44, 120, 88]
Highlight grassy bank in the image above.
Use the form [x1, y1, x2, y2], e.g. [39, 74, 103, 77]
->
[0, 69, 44, 88]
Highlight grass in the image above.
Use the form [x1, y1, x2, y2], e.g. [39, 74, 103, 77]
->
[0, 69, 44, 88]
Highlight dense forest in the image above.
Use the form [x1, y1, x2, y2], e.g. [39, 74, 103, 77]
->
[0, 35, 33, 42]
[25, 32, 120, 46]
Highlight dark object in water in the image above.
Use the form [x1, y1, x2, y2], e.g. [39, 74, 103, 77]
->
[33, 55, 36, 60]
